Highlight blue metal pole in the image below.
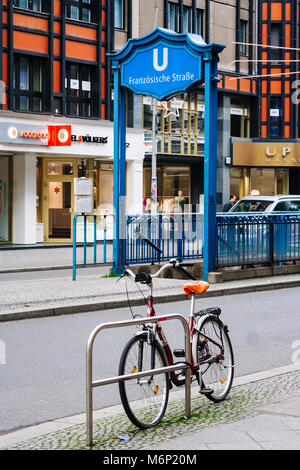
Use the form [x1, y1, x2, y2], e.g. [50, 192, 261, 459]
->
[203, 52, 219, 281]
[72, 215, 77, 281]
[119, 86, 127, 271]
[112, 63, 121, 274]
[93, 215, 97, 264]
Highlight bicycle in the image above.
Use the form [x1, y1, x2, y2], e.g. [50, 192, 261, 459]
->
[118, 257, 234, 430]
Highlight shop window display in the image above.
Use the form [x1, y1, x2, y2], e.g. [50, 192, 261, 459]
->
[143, 166, 190, 213]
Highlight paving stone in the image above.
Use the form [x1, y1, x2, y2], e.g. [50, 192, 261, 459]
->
[3, 369, 300, 450]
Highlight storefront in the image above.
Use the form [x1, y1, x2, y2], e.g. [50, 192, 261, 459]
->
[0, 112, 144, 244]
[231, 140, 300, 199]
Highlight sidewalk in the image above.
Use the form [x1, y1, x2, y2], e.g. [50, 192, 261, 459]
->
[1, 250, 300, 450]
[1, 266, 300, 322]
[1, 364, 300, 450]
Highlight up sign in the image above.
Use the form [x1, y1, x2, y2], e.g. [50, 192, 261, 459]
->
[122, 40, 203, 100]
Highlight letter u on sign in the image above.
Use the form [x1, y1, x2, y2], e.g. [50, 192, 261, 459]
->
[153, 48, 168, 71]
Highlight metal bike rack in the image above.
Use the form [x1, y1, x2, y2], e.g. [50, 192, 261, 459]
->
[86, 313, 191, 447]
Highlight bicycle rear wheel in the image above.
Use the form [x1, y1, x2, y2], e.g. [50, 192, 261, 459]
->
[192, 315, 234, 402]
[118, 333, 169, 429]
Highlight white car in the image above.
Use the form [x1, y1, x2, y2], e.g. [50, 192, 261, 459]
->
[229, 195, 300, 213]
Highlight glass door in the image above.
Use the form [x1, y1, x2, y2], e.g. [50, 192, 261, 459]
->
[42, 159, 77, 242]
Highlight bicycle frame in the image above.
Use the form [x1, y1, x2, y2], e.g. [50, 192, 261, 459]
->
[145, 288, 225, 388]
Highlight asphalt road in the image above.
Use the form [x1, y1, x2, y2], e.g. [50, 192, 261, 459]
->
[0, 287, 299, 434]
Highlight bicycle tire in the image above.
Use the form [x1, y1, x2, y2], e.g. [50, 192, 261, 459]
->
[192, 315, 234, 403]
[118, 333, 169, 429]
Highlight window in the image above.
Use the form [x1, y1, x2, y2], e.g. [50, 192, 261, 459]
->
[66, 63, 95, 117]
[115, 0, 124, 29]
[274, 201, 287, 211]
[168, 2, 180, 32]
[230, 99, 250, 138]
[183, 5, 192, 33]
[239, 20, 247, 55]
[269, 97, 282, 137]
[154, 92, 204, 156]
[14, 55, 44, 112]
[195, 10, 203, 36]
[286, 200, 300, 211]
[13, 0, 49, 12]
[65, 0, 94, 23]
[270, 23, 282, 61]
[168, 3, 203, 35]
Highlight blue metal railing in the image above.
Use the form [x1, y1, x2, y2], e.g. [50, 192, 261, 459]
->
[126, 211, 300, 268]
[217, 212, 300, 267]
[72, 214, 111, 280]
[72, 212, 300, 278]
[126, 213, 204, 264]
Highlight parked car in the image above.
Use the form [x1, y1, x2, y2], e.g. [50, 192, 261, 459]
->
[229, 195, 300, 213]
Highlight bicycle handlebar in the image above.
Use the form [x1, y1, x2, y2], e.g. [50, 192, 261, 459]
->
[121, 258, 197, 284]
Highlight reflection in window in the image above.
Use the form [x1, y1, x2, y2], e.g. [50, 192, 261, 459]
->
[46, 162, 74, 176]
[143, 166, 190, 213]
[154, 93, 204, 156]
[168, 2, 203, 35]
[65, 0, 94, 23]
[14, 55, 44, 112]
[115, 0, 124, 29]
[239, 20, 247, 55]
[13, 0, 49, 12]
[66, 63, 94, 117]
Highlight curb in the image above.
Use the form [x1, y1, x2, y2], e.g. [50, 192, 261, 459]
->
[1, 363, 299, 450]
[1, 276, 300, 322]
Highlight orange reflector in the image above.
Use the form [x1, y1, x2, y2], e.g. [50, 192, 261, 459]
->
[132, 366, 137, 374]
[154, 385, 159, 394]
[220, 378, 225, 384]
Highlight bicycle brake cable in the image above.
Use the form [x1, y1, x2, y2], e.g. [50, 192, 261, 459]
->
[124, 275, 147, 320]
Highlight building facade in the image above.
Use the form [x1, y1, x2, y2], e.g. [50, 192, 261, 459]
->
[0, 0, 144, 244]
[1, 0, 300, 245]
[232, 0, 300, 199]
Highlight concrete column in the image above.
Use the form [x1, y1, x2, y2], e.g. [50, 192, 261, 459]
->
[126, 159, 143, 214]
[13, 153, 37, 244]
[217, 94, 231, 211]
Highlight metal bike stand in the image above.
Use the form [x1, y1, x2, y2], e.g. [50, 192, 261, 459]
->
[86, 313, 191, 447]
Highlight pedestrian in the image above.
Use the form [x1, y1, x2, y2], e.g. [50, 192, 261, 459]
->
[223, 194, 237, 212]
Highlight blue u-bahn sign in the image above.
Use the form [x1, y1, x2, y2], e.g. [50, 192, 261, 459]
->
[122, 41, 203, 100]
[108, 28, 225, 280]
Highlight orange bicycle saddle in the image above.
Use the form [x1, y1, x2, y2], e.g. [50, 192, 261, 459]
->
[183, 281, 210, 295]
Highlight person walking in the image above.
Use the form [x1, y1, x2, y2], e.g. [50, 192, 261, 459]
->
[223, 194, 237, 212]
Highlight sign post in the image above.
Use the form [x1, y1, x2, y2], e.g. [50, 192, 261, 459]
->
[109, 28, 225, 279]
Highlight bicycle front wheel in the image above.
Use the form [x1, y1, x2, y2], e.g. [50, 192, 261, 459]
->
[192, 315, 234, 403]
[118, 333, 169, 429]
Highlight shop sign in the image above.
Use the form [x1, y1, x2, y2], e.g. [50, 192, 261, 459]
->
[71, 134, 108, 144]
[1, 123, 49, 145]
[233, 141, 300, 167]
[48, 125, 71, 146]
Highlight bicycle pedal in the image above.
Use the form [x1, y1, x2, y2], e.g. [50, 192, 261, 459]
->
[173, 348, 185, 357]
[199, 388, 214, 395]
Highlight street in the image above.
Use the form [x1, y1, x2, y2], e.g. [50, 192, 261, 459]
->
[0, 286, 299, 435]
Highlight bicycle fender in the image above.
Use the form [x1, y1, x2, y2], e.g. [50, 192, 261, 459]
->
[192, 314, 221, 365]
